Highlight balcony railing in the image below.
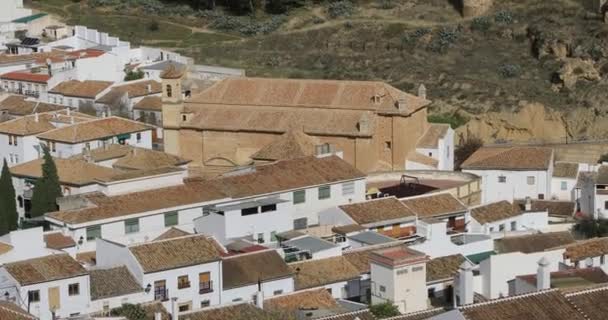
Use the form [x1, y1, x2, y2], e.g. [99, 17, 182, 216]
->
[177, 281, 191, 289]
[199, 281, 213, 294]
[154, 288, 169, 301]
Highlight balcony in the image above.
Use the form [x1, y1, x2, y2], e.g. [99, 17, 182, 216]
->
[154, 288, 169, 302]
[177, 281, 191, 290]
[199, 281, 213, 294]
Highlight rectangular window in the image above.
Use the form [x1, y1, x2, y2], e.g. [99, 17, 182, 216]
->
[164, 212, 178, 227]
[241, 207, 259, 216]
[604, 201, 608, 210]
[293, 190, 306, 204]
[260, 204, 277, 213]
[385, 141, 392, 150]
[200, 300, 210, 308]
[68, 283, 80, 296]
[124, 218, 140, 234]
[199, 272, 212, 294]
[602, 255, 605, 265]
[177, 275, 190, 289]
[318, 185, 331, 200]
[511, 221, 517, 231]
[527, 176, 535, 185]
[379, 285, 386, 293]
[50, 141, 56, 152]
[293, 218, 307, 230]
[273, 290, 283, 296]
[499, 224, 505, 231]
[412, 266, 424, 272]
[86, 226, 101, 241]
[538, 194, 545, 200]
[342, 182, 355, 196]
[178, 302, 191, 312]
[561, 181, 568, 191]
[498, 176, 507, 183]
[136, 133, 142, 142]
[28, 290, 40, 303]
[257, 233, 265, 244]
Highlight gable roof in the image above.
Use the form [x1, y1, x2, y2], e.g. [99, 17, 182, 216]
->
[0, 301, 35, 320]
[43, 232, 76, 250]
[222, 250, 293, 290]
[264, 289, 339, 317]
[417, 123, 450, 149]
[111, 147, 190, 170]
[4, 254, 87, 285]
[251, 130, 320, 161]
[0, 71, 51, 84]
[565, 286, 608, 319]
[0, 113, 56, 135]
[401, 193, 467, 218]
[461, 146, 553, 171]
[553, 162, 579, 179]
[470, 201, 522, 224]
[495, 231, 575, 254]
[133, 96, 162, 111]
[10, 157, 117, 186]
[129, 235, 222, 273]
[426, 254, 466, 283]
[343, 243, 404, 275]
[89, 266, 142, 300]
[513, 199, 575, 218]
[564, 237, 608, 263]
[154, 227, 191, 241]
[37, 116, 152, 143]
[49, 80, 113, 99]
[289, 256, 361, 290]
[97, 80, 161, 104]
[338, 197, 416, 225]
[0, 95, 65, 116]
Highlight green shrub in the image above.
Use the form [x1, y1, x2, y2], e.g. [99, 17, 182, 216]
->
[370, 302, 400, 319]
[428, 112, 469, 129]
[498, 63, 521, 78]
[471, 16, 491, 32]
[328, 1, 355, 19]
[494, 10, 514, 24]
[111, 304, 146, 320]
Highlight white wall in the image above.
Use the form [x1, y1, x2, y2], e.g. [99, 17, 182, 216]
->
[465, 169, 552, 204]
[221, 278, 294, 303]
[75, 53, 123, 83]
[0, 228, 58, 264]
[411, 221, 493, 259]
[0, 0, 31, 23]
[551, 177, 576, 201]
[469, 211, 549, 237]
[20, 274, 90, 319]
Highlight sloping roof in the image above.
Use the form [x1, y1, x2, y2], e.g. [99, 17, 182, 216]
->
[338, 197, 415, 225]
[0, 71, 51, 84]
[10, 157, 117, 186]
[332, 224, 365, 235]
[289, 256, 360, 290]
[154, 227, 191, 241]
[69, 143, 135, 162]
[426, 254, 466, 283]
[0, 242, 14, 255]
[0, 113, 57, 136]
[178, 303, 277, 320]
[513, 199, 575, 218]
[317, 310, 376, 320]
[0, 54, 37, 65]
[264, 289, 339, 317]
[564, 237, 608, 263]
[406, 151, 438, 167]
[417, 123, 450, 148]
[112, 148, 190, 170]
[553, 162, 579, 179]
[0, 301, 36, 320]
[49, 80, 113, 99]
[596, 166, 608, 185]
[343, 243, 403, 275]
[89, 266, 142, 300]
[37, 116, 151, 143]
[160, 62, 187, 79]
[251, 130, 320, 161]
[129, 235, 222, 273]
[4, 254, 87, 285]
[43, 232, 76, 249]
[470, 201, 522, 224]
[348, 231, 396, 245]
[133, 96, 162, 111]
[460, 289, 587, 320]
[565, 286, 608, 319]
[401, 193, 467, 218]
[222, 250, 293, 290]
[461, 146, 553, 171]
[97, 80, 161, 104]
[517, 267, 608, 291]
[386, 307, 448, 320]
[495, 231, 575, 254]
[0, 95, 65, 116]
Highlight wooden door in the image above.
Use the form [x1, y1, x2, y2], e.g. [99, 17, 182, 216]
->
[48, 286, 60, 311]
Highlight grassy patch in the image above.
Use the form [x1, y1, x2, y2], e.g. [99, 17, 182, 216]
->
[180, 32, 240, 47]
[428, 113, 469, 129]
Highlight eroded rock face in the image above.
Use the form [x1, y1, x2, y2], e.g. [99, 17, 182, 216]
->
[462, 0, 493, 18]
[554, 58, 601, 91]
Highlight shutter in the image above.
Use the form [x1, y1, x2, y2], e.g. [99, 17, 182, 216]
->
[48, 287, 60, 311]
[199, 272, 210, 282]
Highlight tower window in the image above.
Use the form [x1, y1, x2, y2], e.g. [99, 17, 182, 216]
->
[166, 84, 172, 98]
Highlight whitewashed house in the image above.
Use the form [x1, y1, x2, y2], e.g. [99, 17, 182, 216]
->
[0, 0, 32, 23]
[462, 146, 554, 204]
[468, 200, 549, 237]
[0, 254, 90, 319]
[551, 162, 579, 201]
[592, 166, 608, 219]
[96, 234, 222, 314]
[48, 80, 113, 109]
[221, 250, 294, 303]
[407, 123, 455, 171]
[289, 255, 361, 299]
[88, 266, 148, 314]
[562, 237, 608, 270]
[95, 79, 162, 117]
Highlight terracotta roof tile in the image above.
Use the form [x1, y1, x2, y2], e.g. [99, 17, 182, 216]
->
[0, 242, 14, 255]
[112, 147, 190, 170]
[407, 151, 439, 167]
[343, 243, 404, 274]
[565, 286, 608, 319]
[43, 232, 76, 249]
[386, 307, 446, 320]
[251, 130, 320, 161]
[0, 301, 36, 320]
[331, 224, 365, 235]
[97, 80, 161, 104]
[426, 254, 466, 283]
[470, 201, 522, 224]
[0, 71, 51, 83]
[37, 116, 152, 143]
[461, 146, 554, 170]
[513, 199, 575, 218]
[153, 227, 191, 241]
[179, 303, 277, 320]
[264, 289, 338, 316]
[317, 310, 376, 320]
[338, 197, 416, 225]
[553, 162, 579, 179]
[160, 62, 187, 79]
[289, 256, 360, 290]
[401, 193, 467, 218]
[0, 95, 65, 116]
[564, 237, 608, 263]
[0, 53, 37, 65]
[517, 267, 608, 291]
[76, 251, 96, 266]
[49, 80, 113, 99]
[11, 157, 117, 186]
[495, 231, 575, 254]
[129, 235, 222, 273]
[70, 144, 133, 162]
[222, 250, 293, 289]
[133, 96, 162, 111]
[90, 266, 142, 300]
[417, 123, 450, 148]
[4, 254, 87, 285]
[0, 113, 56, 135]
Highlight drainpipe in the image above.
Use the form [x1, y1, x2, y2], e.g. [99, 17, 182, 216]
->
[171, 297, 178, 320]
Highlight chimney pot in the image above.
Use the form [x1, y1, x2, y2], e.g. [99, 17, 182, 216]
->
[397, 98, 407, 111]
[34, 112, 39, 122]
[418, 84, 427, 100]
[537, 257, 551, 291]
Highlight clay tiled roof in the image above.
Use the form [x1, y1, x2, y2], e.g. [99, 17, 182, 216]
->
[417, 123, 450, 148]
[332, 224, 365, 235]
[460, 289, 587, 320]
[49, 80, 113, 99]
[160, 62, 187, 79]
[461, 146, 553, 171]
[179, 303, 277, 320]
[129, 235, 222, 273]
[4, 254, 87, 285]
[514, 199, 575, 218]
[96, 167, 184, 183]
[97, 80, 161, 104]
[70, 144, 133, 162]
[154, 227, 191, 241]
[0, 95, 65, 116]
[265, 289, 338, 316]
[554, 162, 579, 179]
[426, 254, 466, 283]
[11, 157, 117, 186]
[495, 231, 575, 254]
[191, 77, 429, 113]
[37, 116, 151, 143]
[0, 242, 14, 255]
[338, 197, 416, 225]
[317, 310, 376, 320]
[0, 301, 35, 320]
[0, 113, 56, 135]
[406, 151, 439, 167]
[387, 308, 447, 320]
[565, 286, 608, 319]
[289, 256, 360, 290]
[0, 71, 51, 83]
[251, 130, 320, 161]
[401, 193, 467, 218]
[76, 251, 96, 266]
[133, 96, 162, 111]
[222, 250, 293, 289]
[0, 53, 37, 65]
[470, 201, 522, 224]
[343, 243, 403, 274]
[564, 237, 608, 263]
[597, 166, 608, 185]
[112, 148, 190, 170]
[517, 267, 608, 291]
[43, 232, 76, 249]
[89, 266, 142, 300]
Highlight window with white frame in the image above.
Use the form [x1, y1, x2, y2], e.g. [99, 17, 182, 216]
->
[318, 185, 331, 200]
[527, 176, 535, 185]
[498, 176, 507, 183]
[342, 181, 355, 196]
[124, 218, 140, 234]
[561, 181, 568, 190]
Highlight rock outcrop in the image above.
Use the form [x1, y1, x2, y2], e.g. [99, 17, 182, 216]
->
[461, 0, 493, 18]
[553, 58, 601, 91]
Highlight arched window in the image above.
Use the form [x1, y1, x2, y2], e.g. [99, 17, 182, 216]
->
[166, 84, 173, 98]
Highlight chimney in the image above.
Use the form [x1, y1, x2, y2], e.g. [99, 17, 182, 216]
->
[525, 197, 532, 211]
[456, 260, 474, 306]
[255, 279, 264, 309]
[34, 112, 39, 122]
[397, 97, 407, 111]
[101, 111, 106, 118]
[154, 312, 162, 320]
[147, 83, 152, 93]
[537, 257, 551, 291]
[171, 297, 178, 320]
[418, 84, 427, 100]
[66, 108, 71, 116]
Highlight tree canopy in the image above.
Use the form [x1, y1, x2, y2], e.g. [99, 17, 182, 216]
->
[0, 159, 17, 235]
[30, 146, 62, 218]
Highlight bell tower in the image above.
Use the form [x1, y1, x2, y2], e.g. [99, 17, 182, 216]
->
[160, 63, 186, 156]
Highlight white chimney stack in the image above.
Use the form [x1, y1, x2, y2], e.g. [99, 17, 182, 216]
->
[418, 84, 427, 100]
[34, 112, 39, 122]
[537, 257, 551, 291]
[66, 108, 71, 116]
[147, 83, 152, 93]
[171, 297, 178, 320]
[255, 290, 264, 309]
[154, 312, 162, 320]
[101, 111, 106, 118]
[457, 260, 474, 306]
[397, 97, 407, 111]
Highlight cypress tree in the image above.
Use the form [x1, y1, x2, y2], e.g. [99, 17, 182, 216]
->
[30, 146, 62, 218]
[0, 159, 11, 235]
